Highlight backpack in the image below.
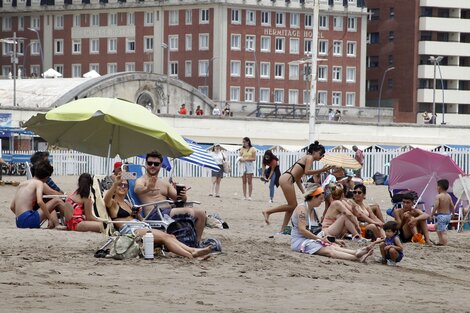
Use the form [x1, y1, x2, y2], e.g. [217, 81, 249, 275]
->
[166, 214, 198, 248]
[106, 234, 142, 260]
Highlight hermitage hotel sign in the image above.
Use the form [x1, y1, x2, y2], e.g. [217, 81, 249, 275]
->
[264, 28, 314, 38]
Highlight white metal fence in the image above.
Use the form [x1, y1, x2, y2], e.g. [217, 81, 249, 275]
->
[4, 149, 470, 178]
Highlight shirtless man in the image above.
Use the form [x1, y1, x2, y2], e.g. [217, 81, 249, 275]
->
[394, 193, 431, 245]
[134, 150, 206, 242]
[10, 160, 72, 229]
[432, 179, 454, 245]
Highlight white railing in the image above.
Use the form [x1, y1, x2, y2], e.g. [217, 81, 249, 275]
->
[3, 148, 470, 178]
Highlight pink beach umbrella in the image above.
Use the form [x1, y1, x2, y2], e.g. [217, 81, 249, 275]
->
[389, 148, 464, 213]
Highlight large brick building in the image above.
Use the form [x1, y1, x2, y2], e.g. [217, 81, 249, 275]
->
[1, 0, 368, 110]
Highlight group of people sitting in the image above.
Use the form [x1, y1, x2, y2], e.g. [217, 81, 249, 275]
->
[10, 150, 213, 259]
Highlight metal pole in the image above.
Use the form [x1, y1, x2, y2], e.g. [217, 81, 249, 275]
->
[13, 32, 17, 107]
[377, 66, 395, 124]
[432, 58, 437, 123]
[309, 0, 320, 143]
[437, 61, 445, 124]
[161, 43, 170, 114]
[28, 28, 43, 77]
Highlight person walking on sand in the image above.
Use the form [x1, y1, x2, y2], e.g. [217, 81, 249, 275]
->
[262, 141, 333, 234]
[261, 150, 281, 203]
[291, 184, 375, 262]
[239, 137, 256, 200]
[352, 145, 364, 179]
[209, 144, 225, 197]
[432, 179, 454, 246]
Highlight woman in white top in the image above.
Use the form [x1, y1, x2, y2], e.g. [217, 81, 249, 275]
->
[210, 144, 225, 197]
[239, 137, 256, 200]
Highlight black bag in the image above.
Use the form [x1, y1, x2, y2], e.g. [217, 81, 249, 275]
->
[372, 172, 387, 185]
[166, 214, 198, 248]
[306, 207, 322, 235]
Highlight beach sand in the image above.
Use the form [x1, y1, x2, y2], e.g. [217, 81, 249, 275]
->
[1, 175, 470, 313]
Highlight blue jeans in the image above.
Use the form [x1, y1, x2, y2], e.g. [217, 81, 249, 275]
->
[269, 171, 278, 200]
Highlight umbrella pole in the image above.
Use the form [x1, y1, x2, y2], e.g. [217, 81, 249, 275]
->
[414, 174, 435, 209]
[105, 125, 115, 175]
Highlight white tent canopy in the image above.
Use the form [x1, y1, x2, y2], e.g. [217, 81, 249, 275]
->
[42, 68, 63, 78]
[83, 70, 101, 78]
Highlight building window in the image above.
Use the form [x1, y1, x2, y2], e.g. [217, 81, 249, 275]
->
[333, 41, 342, 56]
[185, 9, 192, 25]
[246, 10, 256, 25]
[288, 90, 299, 105]
[346, 92, 355, 106]
[200, 9, 209, 23]
[319, 15, 328, 29]
[388, 54, 394, 65]
[333, 16, 343, 31]
[144, 62, 153, 73]
[108, 38, 117, 53]
[144, 36, 153, 52]
[305, 14, 312, 28]
[332, 66, 342, 82]
[107, 63, 117, 74]
[289, 64, 299, 80]
[274, 89, 284, 103]
[73, 15, 81, 27]
[126, 38, 135, 53]
[332, 92, 342, 106]
[274, 63, 284, 79]
[54, 15, 64, 29]
[185, 34, 192, 51]
[145, 12, 154, 26]
[290, 13, 299, 28]
[199, 34, 209, 50]
[18, 16, 24, 31]
[72, 64, 81, 78]
[230, 61, 241, 77]
[260, 62, 270, 78]
[367, 80, 379, 91]
[367, 56, 379, 68]
[169, 10, 179, 25]
[319, 40, 328, 55]
[72, 39, 81, 54]
[318, 65, 328, 81]
[31, 41, 40, 55]
[170, 62, 178, 77]
[91, 14, 99, 26]
[125, 63, 135, 72]
[231, 34, 241, 50]
[245, 88, 255, 102]
[246, 35, 255, 51]
[290, 38, 299, 54]
[245, 61, 255, 77]
[304, 39, 312, 54]
[318, 91, 327, 106]
[231, 9, 241, 24]
[346, 67, 356, 82]
[347, 17, 357, 31]
[127, 13, 135, 26]
[368, 32, 380, 44]
[275, 38, 285, 52]
[90, 39, 99, 54]
[31, 16, 40, 29]
[261, 11, 270, 26]
[90, 64, 99, 73]
[369, 8, 380, 21]
[275, 12, 284, 27]
[185, 60, 192, 77]
[108, 13, 117, 26]
[388, 78, 393, 89]
[347, 42, 356, 56]
[260, 88, 270, 102]
[198, 86, 209, 96]
[169, 35, 178, 51]
[388, 31, 395, 42]
[230, 87, 240, 101]
[389, 7, 395, 19]
[54, 39, 64, 55]
[2, 17, 12, 31]
[261, 36, 271, 52]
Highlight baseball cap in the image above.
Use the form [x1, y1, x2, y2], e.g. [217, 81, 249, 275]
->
[113, 161, 123, 169]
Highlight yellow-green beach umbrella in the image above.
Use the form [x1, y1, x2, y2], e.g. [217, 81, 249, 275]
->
[24, 97, 192, 158]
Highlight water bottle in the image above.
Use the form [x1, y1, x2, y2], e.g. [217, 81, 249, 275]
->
[143, 231, 154, 260]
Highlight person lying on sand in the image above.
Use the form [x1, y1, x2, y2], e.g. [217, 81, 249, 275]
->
[290, 184, 375, 263]
[394, 193, 432, 245]
[10, 160, 72, 229]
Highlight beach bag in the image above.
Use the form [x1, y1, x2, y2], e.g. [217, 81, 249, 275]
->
[372, 172, 387, 185]
[222, 154, 231, 174]
[200, 238, 222, 253]
[306, 207, 323, 235]
[167, 214, 198, 248]
[107, 234, 142, 260]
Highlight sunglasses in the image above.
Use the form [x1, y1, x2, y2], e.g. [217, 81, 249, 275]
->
[118, 183, 129, 189]
[147, 161, 161, 167]
[314, 192, 324, 198]
[353, 191, 363, 195]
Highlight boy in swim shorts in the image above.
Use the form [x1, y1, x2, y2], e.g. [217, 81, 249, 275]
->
[432, 179, 454, 246]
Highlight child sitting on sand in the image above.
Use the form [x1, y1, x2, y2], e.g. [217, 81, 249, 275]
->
[432, 179, 454, 246]
[10, 161, 71, 229]
[378, 221, 404, 266]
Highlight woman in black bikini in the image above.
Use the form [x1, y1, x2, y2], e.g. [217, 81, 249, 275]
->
[104, 174, 212, 259]
[262, 141, 332, 233]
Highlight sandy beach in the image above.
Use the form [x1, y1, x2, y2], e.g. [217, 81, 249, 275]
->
[1, 175, 470, 313]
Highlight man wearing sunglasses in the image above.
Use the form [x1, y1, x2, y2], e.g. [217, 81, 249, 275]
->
[134, 150, 206, 243]
[394, 193, 432, 245]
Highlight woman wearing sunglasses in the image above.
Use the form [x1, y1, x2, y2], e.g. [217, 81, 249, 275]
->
[291, 184, 374, 262]
[351, 184, 385, 240]
[104, 175, 212, 259]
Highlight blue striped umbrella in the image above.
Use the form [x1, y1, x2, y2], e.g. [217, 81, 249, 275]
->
[163, 138, 220, 172]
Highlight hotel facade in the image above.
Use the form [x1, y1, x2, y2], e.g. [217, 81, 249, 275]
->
[1, 0, 368, 110]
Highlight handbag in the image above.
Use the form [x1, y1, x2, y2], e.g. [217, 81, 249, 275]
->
[106, 234, 142, 260]
[306, 205, 323, 235]
[222, 153, 231, 174]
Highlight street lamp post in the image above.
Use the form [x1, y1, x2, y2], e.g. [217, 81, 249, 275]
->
[28, 28, 44, 77]
[309, 0, 320, 143]
[204, 57, 216, 97]
[161, 43, 170, 113]
[247, 48, 260, 107]
[1, 32, 18, 106]
[429, 56, 444, 125]
[377, 66, 395, 124]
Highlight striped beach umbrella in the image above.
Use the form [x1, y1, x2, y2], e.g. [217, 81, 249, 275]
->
[320, 153, 362, 170]
[163, 138, 220, 172]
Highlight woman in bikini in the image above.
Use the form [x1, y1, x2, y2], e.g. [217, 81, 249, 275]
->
[262, 141, 332, 233]
[351, 184, 385, 240]
[291, 184, 375, 262]
[321, 183, 362, 239]
[65, 173, 103, 232]
[104, 174, 212, 259]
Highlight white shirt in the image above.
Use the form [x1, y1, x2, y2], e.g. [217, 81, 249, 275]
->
[212, 108, 221, 116]
[211, 151, 225, 165]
